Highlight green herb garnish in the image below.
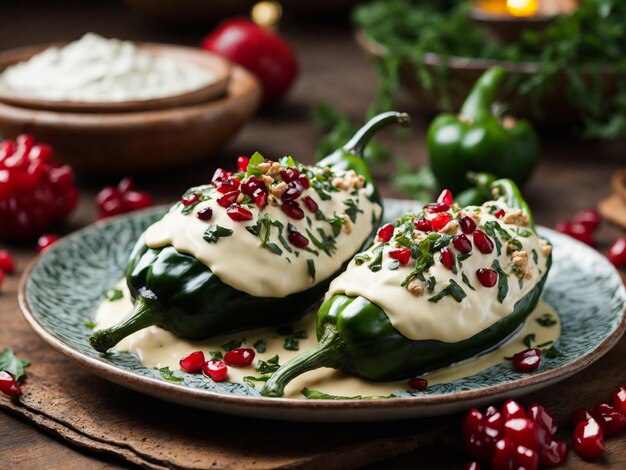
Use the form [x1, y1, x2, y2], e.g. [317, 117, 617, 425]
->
[208, 351, 224, 360]
[245, 151, 265, 177]
[536, 313, 557, 327]
[543, 345, 565, 359]
[221, 339, 243, 352]
[344, 198, 363, 223]
[284, 337, 299, 351]
[492, 259, 509, 303]
[0, 348, 30, 381]
[158, 367, 183, 383]
[428, 279, 467, 303]
[523, 334, 536, 349]
[256, 355, 280, 375]
[461, 272, 476, 291]
[83, 320, 97, 329]
[203, 225, 233, 243]
[253, 339, 267, 353]
[307, 259, 316, 281]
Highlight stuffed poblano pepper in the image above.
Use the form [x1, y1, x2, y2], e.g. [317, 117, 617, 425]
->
[89, 111, 409, 353]
[262, 179, 552, 397]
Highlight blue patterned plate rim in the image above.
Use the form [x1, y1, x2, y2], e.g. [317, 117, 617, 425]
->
[17, 201, 626, 421]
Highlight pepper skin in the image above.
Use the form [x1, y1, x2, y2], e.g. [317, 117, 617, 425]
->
[428, 67, 539, 193]
[262, 179, 550, 397]
[89, 112, 409, 353]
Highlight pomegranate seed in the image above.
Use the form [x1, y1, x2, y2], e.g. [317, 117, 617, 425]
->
[37, 234, 59, 253]
[491, 437, 515, 470]
[574, 418, 605, 459]
[502, 400, 527, 421]
[288, 230, 309, 248]
[203, 359, 228, 382]
[484, 406, 504, 432]
[217, 190, 240, 208]
[123, 191, 152, 210]
[431, 213, 452, 231]
[414, 218, 432, 232]
[503, 418, 549, 452]
[0, 249, 15, 273]
[117, 177, 134, 193]
[464, 462, 480, 470]
[473, 230, 494, 254]
[476, 268, 497, 288]
[281, 201, 304, 220]
[237, 156, 250, 172]
[572, 209, 601, 232]
[253, 188, 268, 208]
[512, 348, 542, 373]
[555, 221, 595, 246]
[539, 440, 569, 467]
[98, 197, 126, 219]
[425, 202, 450, 213]
[241, 176, 265, 196]
[0, 371, 21, 397]
[281, 182, 303, 201]
[16, 134, 35, 151]
[211, 168, 230, 184]
[612, 386, 626, 414]
[280, 167, 300, 183]
[494, 209, 505, 219]
[514, 445, 538, 470]
[0, 140, 16, 161]
[591, 403, 626, 435]
[28, 143, 53, 163]
[569, 408, 594, 427]
[196, 207, 213, 221]
[181, 192, 200, 206]
[303, 195, 318, 213]
[460, 216, 477, 234]
[463, 408, 500, 462]
[437, 189, 453, 206]
[440, 246, 455, 270]
[227, 205, 253, 222]
[96, 186, 119, 206]
[389, 248, 411, 265]
[215, 177, 240, 194]
[224, 348, 255, 367]
[528, 403, 557, 436]
[179, 351, 205, 373]
[453, 234, 472, 254]
[297, 174, 310, 189]
[608, 238, 626, 267]
[463, 409, 484, 441]
[408, 378, 428, 390]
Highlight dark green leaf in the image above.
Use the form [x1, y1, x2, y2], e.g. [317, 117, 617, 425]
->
[492, 259, 508, 303]
[302, 388, 365, 400]
[307, 259, 316, 281]
[461, 272, 476, 291]
[256, 355, 280, 375]
[203, 225, 233, 243]
[253, 339, 266, 353]
[426, 276, 436, 292]
[246, 151, 265, 177]
[284, 337, 299, 351]
[208, 351, 223, 360]
[343, 198, 363, 223]
[523, 334, 536, 349]
[0, 348, 29, 381]
[158, 367, 183, 383]
[221, 339, 243, 352]
[531, 249, 539, 265]
[543, 345, 565, 359]
[536, 313, 557, 327]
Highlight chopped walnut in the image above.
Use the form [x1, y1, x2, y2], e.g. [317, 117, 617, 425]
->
[441, 220, 459, 235]
[340, 213, 353, 234]
[457, 209, 481, 225]
[271, 182, 288, 198]
[257, 162, 271, 173]
[236, 192, 245, 203]
[331, 170, 365, 191]
[512, 250, 532, 279]
[260, 175, 274, 189]
[539, 239, 552, 257]
[269, 195, 280, 206]
[502, 209, 529, 227]
[257, 161, 281, 176]
[407, 282, 424, 297]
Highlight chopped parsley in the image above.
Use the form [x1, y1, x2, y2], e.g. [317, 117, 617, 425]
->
[253, 339, 267, 353]
[536, 313, 557, 327]
[461, 272, 476, 291]
[492, 259, 509, 303]
[203, 225, 233, 243]
[344, 198, 363, 223]
[531, 249, 539, 265]
[307, 259, 316, 280]
[543, 345, 565, 359]
[158, 367, 184, 383]
[426, 276, 436, 292]
[221, 339, 243, 352]
[428, 279, 467, 303]
[284, 337, 300, 351]
[523, 333, 536, 349]
[208, 351, 224, 360]
[256, 355, 280, 374]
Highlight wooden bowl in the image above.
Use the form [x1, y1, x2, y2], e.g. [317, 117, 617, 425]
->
[0, 43, 232, 113]
[0, 65, 261, 173]
[355, 30, 625, 125]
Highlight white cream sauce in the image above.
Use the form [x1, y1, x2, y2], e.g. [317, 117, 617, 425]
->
[143, 178, 381, 298]
[95, 284, 560, 398]
[0, 33, 216, 102]
[328, 201, 550, 343]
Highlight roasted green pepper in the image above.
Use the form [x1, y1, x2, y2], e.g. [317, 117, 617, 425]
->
[262, 179, 550, 397]
[89, 112, 409, 353]
[428, 67, 539, 193]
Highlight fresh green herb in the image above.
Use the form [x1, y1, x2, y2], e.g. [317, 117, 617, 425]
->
[158, 367, 183, 383]
[458, 252, 471, 263]
[432, 234, 453, 251]
[367, 245, 384, 272]
[208, 351, 224, 360]
[536, 340, 553, 348]
[426, 276, 436, 292]
[284, 337, 299, 351]
[256, 355, 280, 375]
[203, 225, 233, 243]
[0, 348, 30, 381]
[246, 151, 265, 177]
[221, 339, 243, 352]
[531, 249, 539, 265]
[402, 233, 442, 286]
[279, 155, 297, 168]
[483, 222, 503, 256]
[343, 198, 363, 223]
[253, 339, 267, 353]
[543, 345, 565, 359]
[516, 229, 533, 238]
[302, 388, 365, 400]
[243, 376, 269, 388]
[523, 334, 536, 349]
[492, 259, 509, 303]
[307, 259, 316, 281]
[83, 320, 97, 329]
[536, 313, 557, 327]
[461, 272, 476, 291]
[354, 252, 371, 265]
[428, 279, 467, 303]
[306, 228, 336, 256]
[102, 288, 123, 301]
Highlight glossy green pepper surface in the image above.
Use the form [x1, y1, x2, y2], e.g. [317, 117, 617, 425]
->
[428, 67, 539, 194]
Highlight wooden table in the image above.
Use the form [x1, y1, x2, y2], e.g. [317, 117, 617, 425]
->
[1, 1, 625, 468]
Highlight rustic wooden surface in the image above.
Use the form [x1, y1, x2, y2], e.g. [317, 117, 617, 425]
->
[1, 1, 626, 468]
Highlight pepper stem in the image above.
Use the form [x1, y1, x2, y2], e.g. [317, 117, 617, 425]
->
[342, 111, 410, 157]
[261, 324, 346, 398]
[460, 67, 506, 123]
[89, 291, 163, 353]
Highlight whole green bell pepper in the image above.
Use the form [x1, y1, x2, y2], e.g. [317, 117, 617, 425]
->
[89, 112, 409, 353]
[428, 67, 539, 194]
[262, 179, 550, 397]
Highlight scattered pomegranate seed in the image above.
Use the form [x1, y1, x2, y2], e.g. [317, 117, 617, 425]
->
[440, 246, 455, 270]
[281, 182, 304, 201]
[573, 418, 605, 459]
[514, 445, 539, 470]
[476, 268, 497, 288]
[280, 167, 300, 183]
[37, 234, 59, 253]
[572, 209, 601, 232]
[484, 406, 504, 432]
[196, 207, 213, 221]
[494, 209, 505, 219]
[425, 202, 450, 213]
[96, 178, 152, 219]
[217, 190, 240, 208]
[502, 400, 527, 421]
[608, 238, 626, 267]
[281, 201, 304, 220]
[473, 230, 494, 254]
[539, 439, 569, 467]
[569, 408, 594, 427]
[460, 216, 477, 234]
[124, 191, 153, 211]
[181, 192, 200, 206]
[288, 230, 309, 248]
[431, 213, 452, 232]
[437, 189, 454, 206]
[491, 437, 515, 470]
[215, 177, 240, 194]
[297, 174, 310, 189]
[464, 461, 480, 470]
[227, 205, 253, 222]
[224, 348, 255, 367]
[555, 221, 594, 246]
[237, 156, 250, 172]
[241, 176, 265, 196]
[512, 348, 542, 373]
[408, 378, 428, 390]
[179, 351, 205, 373]
[253, 189, 268, 208]
[28, 143, 53, 163]
[0, 371, 21, 397]
[528, 403, 557, 436]
[612, 386, 626, 414]
[211, 168, 230, 184]
[203, 359, 228, 382]
[453, 234, 472, 254]
[591, 403, 626, 436]
[389, 248, 411, 265]
[504, 418, 549, 452]
[463, 408, 484, 443]
[303, 195, 318, 213]
[0, 249, 15, 273]
[414, 217, 433, 232]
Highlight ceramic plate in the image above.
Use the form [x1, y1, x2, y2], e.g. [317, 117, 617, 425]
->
[19, 200, 626, 422]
